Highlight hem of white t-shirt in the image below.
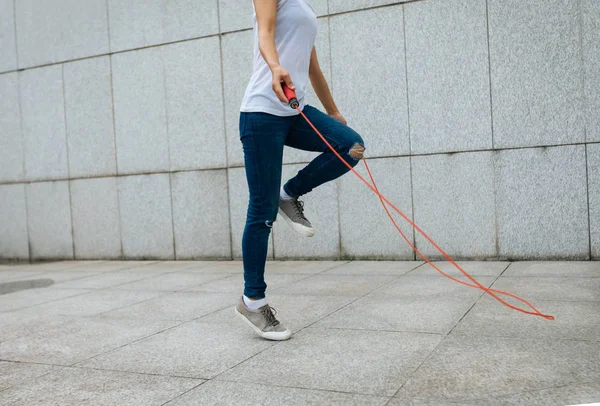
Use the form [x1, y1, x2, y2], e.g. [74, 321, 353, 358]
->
[240, 103, 304, 117]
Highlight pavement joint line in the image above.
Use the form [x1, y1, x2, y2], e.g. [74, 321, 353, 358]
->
[303, 325, 446, 336]
[66, 364, 205, 381]
[159, 380, 209, 406]
[447, 332, 600, 343]
[463, 380, 600, 404]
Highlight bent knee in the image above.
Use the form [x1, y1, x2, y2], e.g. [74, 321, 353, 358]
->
[348, 142, 365, 160]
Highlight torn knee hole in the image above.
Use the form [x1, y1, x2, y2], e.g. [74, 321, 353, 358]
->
[349, 143, 365, 159]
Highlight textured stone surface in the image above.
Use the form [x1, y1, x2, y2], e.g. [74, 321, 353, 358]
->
[0, 72, 23, 182]
[0, 288, 89, 313]
[265, 260, 343, 274]
[222, 30, 254, 167]
[218, 327, 442, 396]
[188, 273, 306, 294]
[405, 0, 492, 154]
[114, 271, 228, 292]
[503, 261, 600, 277]
[20, 65, 69, 181]
[584, 0, 600, 142]
[397, 335, 600, 401]
[453, 296, 600, 341]
[171, 170, 231, 259]
[323, 261, 423, 276]
[70, 177, 122, 259]
[329, 0, 409, 14]
[0, 184, 29, 260]
[330, 6, 409, 158]
[412, 152, 496, 259]
[14, 0, 108, 68]
[53, 270, 168, 289]
[81, 321, 274, 378]
[25, 181, 73, 259]
[490, 276, 600, 302]
[163, 38, 226, 171]
[107, 0, 218, 52]
[0, 361, 56, 392]
[228, 167, 274, 259]
[494, 146, 589, 259]
[488, 0, 584, 148]
[339, 157, 414, 259]
[0, 0, 17, 72]
[275, 274, 395, 296]
[111, 48, 169, 174]
[589, 144, 600, 259]
[118, 174, 174, 259]
[169, 380, 388, 406]
[63, 56, 117, 178]
[407, 261, 509, 277]
[0, 367, 201, 406]
[372, 275, 496, 301]
[273, 163, 340, 259]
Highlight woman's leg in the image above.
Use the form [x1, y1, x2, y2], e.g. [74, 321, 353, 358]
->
[283, 105, 365, 198]
[239, 112, 290, 299]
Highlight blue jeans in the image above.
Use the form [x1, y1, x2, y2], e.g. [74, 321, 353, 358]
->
[239, 105, 365, 298]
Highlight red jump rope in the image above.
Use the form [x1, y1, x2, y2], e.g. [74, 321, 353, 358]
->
[282, 84, 554, 321]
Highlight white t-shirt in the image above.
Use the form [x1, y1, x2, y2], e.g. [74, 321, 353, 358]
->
[240, 0, 318, 117]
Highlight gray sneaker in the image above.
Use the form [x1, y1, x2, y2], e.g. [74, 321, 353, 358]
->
[278, 197, 315, 237]
[235, 297, 292, 341]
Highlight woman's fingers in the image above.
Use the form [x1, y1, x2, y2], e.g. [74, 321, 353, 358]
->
[272, 66, 294, 103]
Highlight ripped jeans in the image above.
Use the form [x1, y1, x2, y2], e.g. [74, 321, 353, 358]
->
[240, 105, 365, 298]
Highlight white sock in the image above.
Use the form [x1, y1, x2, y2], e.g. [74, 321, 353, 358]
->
[280, 186, 293, 201]
[243, 295, 267, 310]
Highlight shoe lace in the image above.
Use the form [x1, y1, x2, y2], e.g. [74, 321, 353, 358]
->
[260, 306, 280, 327]
[292, 198, 308, 221]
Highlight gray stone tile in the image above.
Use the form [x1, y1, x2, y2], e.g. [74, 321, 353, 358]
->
[388, 399, 474, 406]
[0, 367, 201, 406]
[188, 273, 308, 294]
[584, 0, 599, 142]
[589, 144, 600, 259]
[218, 327, 443, 396]
[63, 56, 117, 178]
[14, 0, 109, 68]
[53, 269, 167, 289]
[488, 0, 584, 148]
[123, 260, 199, 272]
[163, 38, 226, 171]
[100, 291, 237, 322]
[491, 276, 600, 302]
[372, 275, 497, 301]
[453, 296, 600, 341]
[0, 184, 29, 260]
[20, 289, 163, 317]
[0, 361, 57, 391]
[495, 146, 589, 259]
[407, 261, 509, 277]
[81, 320, 274, 378]
[340, 157, 414, 259]
[274, 164, 340, 258]
[70, 177, 122, 259]
[12, 260, 106, 272]
[412, 152, 496, 259]
[329, 0, 409, 14]
[112, 48, 169, 174]
[0, 315, 178, 365]
[396, 335, 600, 402]
[0, 0, 17, 72]
[171, 170, 231, 259]
[405, 0, 492, 154]
[218, 0, 253, 33]
[108, 0, 218, 52]
[25, 181, 73, 260]
[275, 274, 395, 296]
[113, 272, 229, 292]
[330, 6, 409, 158]
[503, 261, 600, 277]
[20, 65, 68, 181]
[265, 260, 344, 274]
[477, 381, 600, 406]
[35, 260, 152, 273]
[0, 270, 43, 283]
[322, 261, 423, 276]
[0, 72, 23, 182]
[314, 295, 476, 334]
[0, 288, 89, 312]
[167, 380, 388, 406]
[0, 312, 69, 342]
[283, 17, 331, 166]
[228, 167, 274, 259]
[118, 174, 175, 259]
[17, 270, 99, 284]
[222, 30, 253, 167]
[199, 293, 356, 332]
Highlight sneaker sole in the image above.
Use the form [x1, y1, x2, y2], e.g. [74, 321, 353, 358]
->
[234, 307, 292, 341]
[278, 208, 315, 237]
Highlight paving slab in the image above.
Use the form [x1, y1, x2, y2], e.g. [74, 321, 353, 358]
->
[0, 367, 201, 406]
[0, 287, 90, 312]
[0, 361, 57, 391]
[275, 274, 396, 297]
[371, 275, 497, 301]
[165, 380, 390, 406]
[52, 270, 171, 289]
[178, 261, 245, 274]
[112, 272, 230, 292]
[407, 261, 510, 277]
[217, 327, 443, 396]
[475, 381, 600, 406]
[264, 261, 347, 275]
[452, 297, 600, 341]
[0, 315, 178, 365]
[322, 261, 423, 276]
[503, 261, 600, 277]
[80, 320, 274, 379]
[491, 276, 600, 301]
[396, 335, 600, 402]
[187, 273, 309, 294]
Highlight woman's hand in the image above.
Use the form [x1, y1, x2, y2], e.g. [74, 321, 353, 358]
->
[272, 65, 295, 104]
[329, 111, 347, 125]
